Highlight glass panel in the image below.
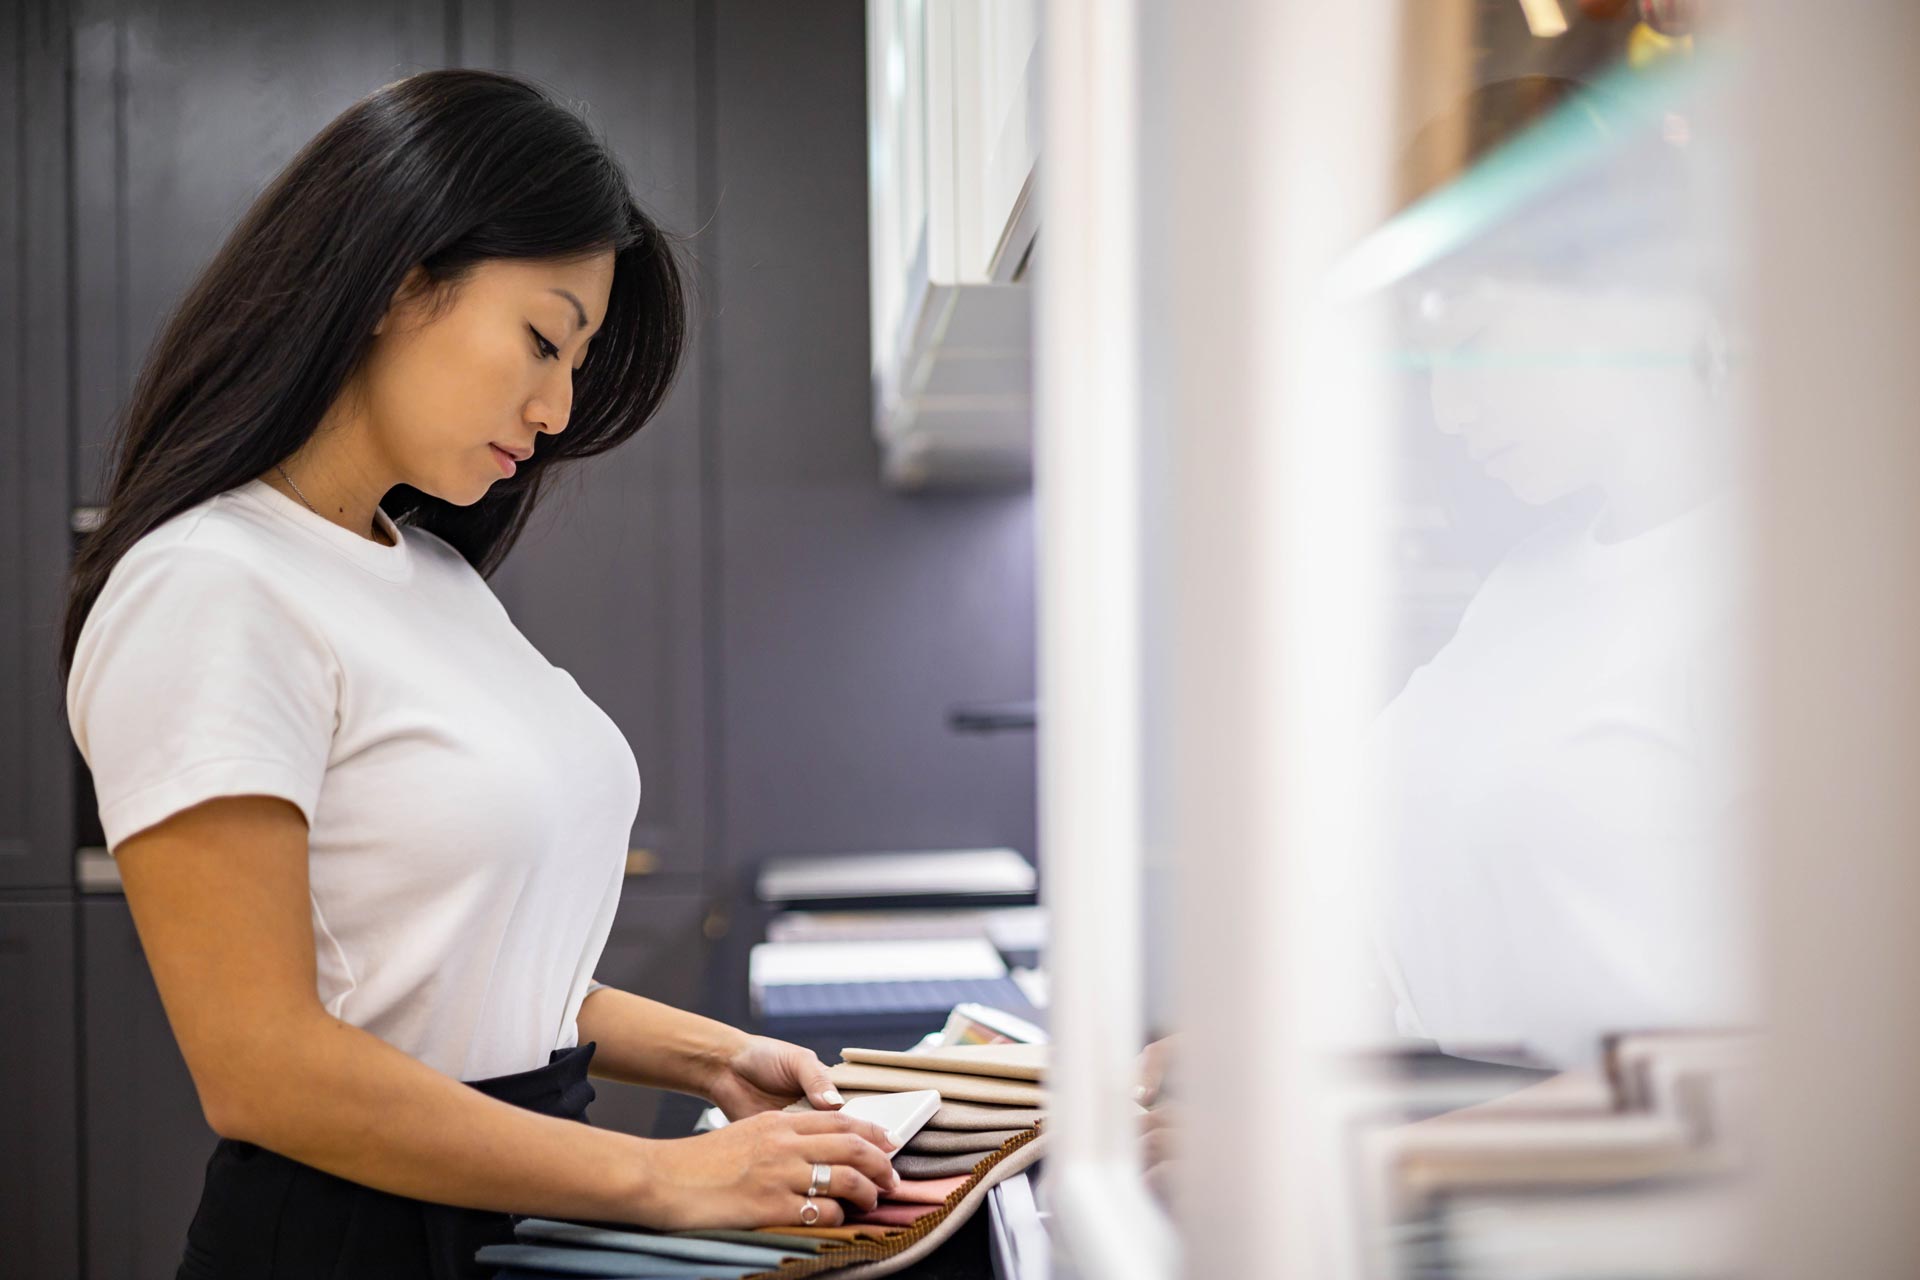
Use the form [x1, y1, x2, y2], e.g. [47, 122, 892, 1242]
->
[1348, 6, 1759, 1274]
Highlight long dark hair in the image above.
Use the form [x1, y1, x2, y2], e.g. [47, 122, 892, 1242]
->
[59, 67, 688, 685]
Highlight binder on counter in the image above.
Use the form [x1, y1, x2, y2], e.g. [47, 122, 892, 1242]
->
[756, 847, 1038, 908]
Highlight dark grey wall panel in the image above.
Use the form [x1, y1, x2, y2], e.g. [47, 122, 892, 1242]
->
[704, 0, 1038, 1015]
[4, 0, 78, 890]
[0, 901, 82, 1275]
[80, 897, 219, 1279]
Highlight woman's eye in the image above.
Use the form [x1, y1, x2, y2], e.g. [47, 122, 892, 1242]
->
[529, 326, 560, 360]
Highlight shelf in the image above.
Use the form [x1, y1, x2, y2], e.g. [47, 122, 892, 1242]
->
[1330, 53, 1726, 300]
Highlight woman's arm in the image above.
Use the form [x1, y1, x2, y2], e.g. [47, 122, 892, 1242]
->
[123, 794, 900, 1228]
[576, 985, 749, 1096]
[577, 984, 848, 1119]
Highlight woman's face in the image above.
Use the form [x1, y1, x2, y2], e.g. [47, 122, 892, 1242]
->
[358, 252, 616, 504]
[1419, 276, 1708, 506]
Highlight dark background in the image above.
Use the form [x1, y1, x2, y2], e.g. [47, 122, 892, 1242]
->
[0, 1, 1036, 1272]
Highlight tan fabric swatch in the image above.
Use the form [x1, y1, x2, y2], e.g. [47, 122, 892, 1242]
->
[752, 1225, 901, 1242]
[838, 1043, 1048, 1082]
[903, 1126, 1027, 1155]
[826, 1062, 1046, 1108]
[889, 1149, 997, 1179]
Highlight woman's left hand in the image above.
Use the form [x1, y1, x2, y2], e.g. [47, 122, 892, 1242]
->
[705, 1034, 847, 1122]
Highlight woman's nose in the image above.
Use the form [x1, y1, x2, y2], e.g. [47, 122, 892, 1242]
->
[1428, 373, 1477, 437]
[527, 373, 574, 436]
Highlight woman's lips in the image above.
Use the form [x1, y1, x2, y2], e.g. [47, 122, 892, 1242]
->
[489, 443, 517, 477]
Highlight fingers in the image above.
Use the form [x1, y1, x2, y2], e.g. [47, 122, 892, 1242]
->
[791, 1194, 848, 1228]
[802, 1132, 900, 1193]
[783, 1108, 899, 1157]
[795, 1056, 846, 1110]
[794, 1160, 887, 1213]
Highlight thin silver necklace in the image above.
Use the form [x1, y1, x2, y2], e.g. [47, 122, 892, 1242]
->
[275, 462, 390, 547]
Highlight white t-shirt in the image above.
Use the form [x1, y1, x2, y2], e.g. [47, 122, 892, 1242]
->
[1367, 493, 1755, 1069]
[67, 476, 639, 1081]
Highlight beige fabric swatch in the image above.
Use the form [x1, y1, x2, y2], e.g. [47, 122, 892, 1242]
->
[826, 1062, 1046, 1108]
[903, 1126, 1028, 1155]
[838, 1043, 1048, 1082]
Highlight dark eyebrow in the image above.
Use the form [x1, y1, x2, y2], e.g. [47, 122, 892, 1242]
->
[547, 287, 594, 334]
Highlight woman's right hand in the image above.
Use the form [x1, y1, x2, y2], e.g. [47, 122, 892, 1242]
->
[632, 1109, 902, 1231]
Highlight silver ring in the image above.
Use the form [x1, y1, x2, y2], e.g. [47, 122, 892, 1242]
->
[800, 1197, 821, 1226]
[807, 1161, 831, 1197]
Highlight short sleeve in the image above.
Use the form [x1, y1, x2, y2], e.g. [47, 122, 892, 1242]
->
[67, 546, 341, 855]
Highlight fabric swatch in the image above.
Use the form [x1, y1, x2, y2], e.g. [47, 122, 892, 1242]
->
[744, 1131, 1048, 1280]
[843, 1201, 943, 1228]
[511, 1219, 802, 1267]
[876, 1174, 970, 1205]
[786, 1091, 1045, 1132]
[751, 1225, 902, 1242]
[902, 1127, 1027, 1155]
[888, 1150, 995, 1179]
[473, 1242, 767, 1277]
[826, 1063, 1045, 1108]
[667, 1230, 832, 1255]
[838, 1043, 1047, 1082]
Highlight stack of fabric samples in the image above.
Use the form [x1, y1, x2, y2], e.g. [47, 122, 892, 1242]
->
[473, 1043, 1048, 1280]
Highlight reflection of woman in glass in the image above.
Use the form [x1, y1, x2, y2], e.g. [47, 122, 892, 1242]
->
[1367, 193, 1753, 1070]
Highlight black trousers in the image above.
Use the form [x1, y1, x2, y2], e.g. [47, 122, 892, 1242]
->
[175, 1040, 599, 1280]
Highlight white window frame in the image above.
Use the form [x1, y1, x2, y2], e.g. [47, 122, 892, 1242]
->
[1039, 1, 1920, 1275]
[1035, 1, 1399, 1277]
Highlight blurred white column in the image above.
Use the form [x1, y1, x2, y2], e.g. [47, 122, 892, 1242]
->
[1034, 0, 1170, 1277]
[1150, 2, 1396, 1279]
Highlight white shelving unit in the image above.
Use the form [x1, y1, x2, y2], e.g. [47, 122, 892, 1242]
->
[865, 0, 1039, 490]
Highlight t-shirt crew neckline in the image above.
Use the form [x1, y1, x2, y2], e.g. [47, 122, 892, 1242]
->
[230, 477, 414, 583]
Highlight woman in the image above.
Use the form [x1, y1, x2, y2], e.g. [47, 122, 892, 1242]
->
[1368, 217, 1754, 1071]
[59, 68, 897, 1279]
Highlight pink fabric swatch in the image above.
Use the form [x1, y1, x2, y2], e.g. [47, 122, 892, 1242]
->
[845, 1201, 944, 1228]
[881, 1174, 970, 1205]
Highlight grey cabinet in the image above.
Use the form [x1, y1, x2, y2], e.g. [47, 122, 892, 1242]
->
[79, 898, 219, 1279]
[0, 901, 83, 1276]
[69, 0, 447, 504]
[3, 0, 77, 892]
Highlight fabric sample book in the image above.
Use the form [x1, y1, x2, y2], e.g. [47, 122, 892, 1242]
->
[750, 1130, 1048, 1280]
